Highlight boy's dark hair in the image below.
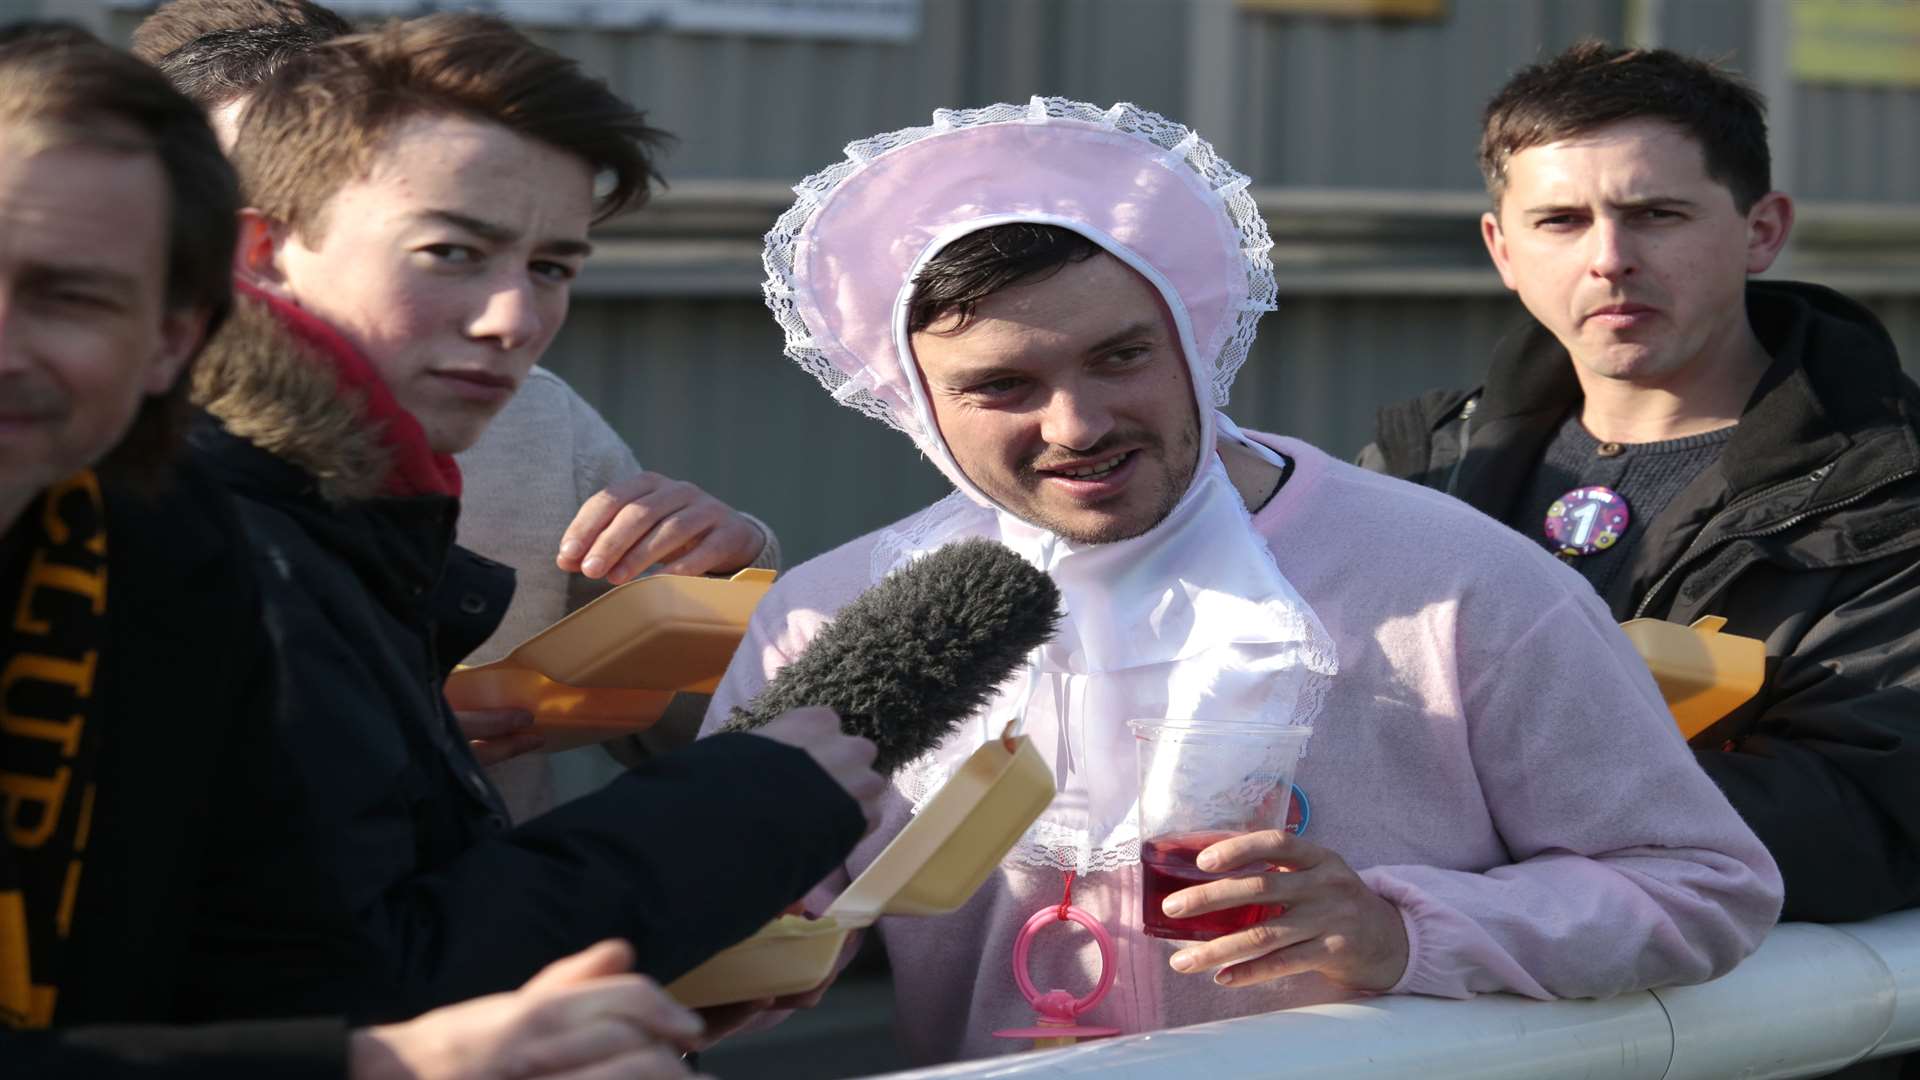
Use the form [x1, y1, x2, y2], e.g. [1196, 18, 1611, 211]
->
[130, 0, 350, 63]
[234, 12, 668, 231]
[907, 223, 1102, 334]
[0, 22, 240, 485]
[155, 21, 343, 109]
[1480, 40, 1772, 213]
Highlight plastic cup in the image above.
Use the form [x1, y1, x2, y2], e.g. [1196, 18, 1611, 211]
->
[1130, 719, 1312, 941]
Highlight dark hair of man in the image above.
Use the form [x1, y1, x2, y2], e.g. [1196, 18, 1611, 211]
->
[156, 22, 342, 110]
[0, 22, 240, 484]
[129, 0, 350, 64]
[1479, 40, 1772, 213]
[233, 12, 667, 233]
[907, 223, 1102, 334]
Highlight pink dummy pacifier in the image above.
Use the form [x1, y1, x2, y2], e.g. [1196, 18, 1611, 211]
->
[992, 874, 1122, 1050]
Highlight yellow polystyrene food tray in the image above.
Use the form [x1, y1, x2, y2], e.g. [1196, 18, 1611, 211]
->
[827, 732, 1057, 921]
[1620, 616, 1765, 740]
[664, 915, 850, 1006]
[666, 733, 1055, 1009]
[443, 568, 773, 747]
[441, 667, 676, 753]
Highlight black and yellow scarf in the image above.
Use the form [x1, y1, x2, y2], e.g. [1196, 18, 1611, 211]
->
[0, 470, 109, 1029]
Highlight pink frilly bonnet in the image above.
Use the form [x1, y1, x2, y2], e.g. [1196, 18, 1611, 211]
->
[761, 96, 1278, 498]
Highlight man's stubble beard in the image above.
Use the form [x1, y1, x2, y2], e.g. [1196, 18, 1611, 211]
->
[1020, 418, 1202, 546]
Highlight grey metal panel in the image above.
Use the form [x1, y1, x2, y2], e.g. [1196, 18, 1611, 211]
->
[1796, 83, 1920, 203]
[1236, 0, 1624, 191]
[961, 0, 1190, 115]
[1654, 0, 1757, 63]
[90, 0, 1918, 206]
[529, 0, 1642, 191]
[1643, 0, 1919, 206]
[521, 0, 1189, 183]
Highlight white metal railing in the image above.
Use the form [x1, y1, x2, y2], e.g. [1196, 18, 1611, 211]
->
[864, 909, 1920, 1080]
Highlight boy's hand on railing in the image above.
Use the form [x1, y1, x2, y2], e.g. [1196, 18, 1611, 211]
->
[351, 939, 707, 1079]
[1162, 830, 1409, 993]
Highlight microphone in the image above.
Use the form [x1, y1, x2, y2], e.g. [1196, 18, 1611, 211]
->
[724, 537, 1063, 775]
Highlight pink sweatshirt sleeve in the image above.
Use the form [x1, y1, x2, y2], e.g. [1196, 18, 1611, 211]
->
[1360, 589, 1785, 1000]
[700, 589, 793, 741]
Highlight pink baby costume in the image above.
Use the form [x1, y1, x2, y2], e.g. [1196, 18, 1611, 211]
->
[703, 97, 1783, 1064]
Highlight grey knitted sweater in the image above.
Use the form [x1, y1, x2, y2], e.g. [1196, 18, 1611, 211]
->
[1507, 411, 1733, 598]
[455, 367, 778, 822]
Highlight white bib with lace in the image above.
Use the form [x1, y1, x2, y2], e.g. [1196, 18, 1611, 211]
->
[878, 422, 1335, 875]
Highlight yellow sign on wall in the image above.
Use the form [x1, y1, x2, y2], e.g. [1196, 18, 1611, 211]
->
[1791, 0, 1920, 88]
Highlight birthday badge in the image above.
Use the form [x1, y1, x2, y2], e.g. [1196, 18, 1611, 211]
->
[1545, 486, 1631, 557]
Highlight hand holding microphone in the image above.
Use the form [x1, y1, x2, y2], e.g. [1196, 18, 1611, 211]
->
[754, 706, 886, 833]
[726, 538, 1063, 776]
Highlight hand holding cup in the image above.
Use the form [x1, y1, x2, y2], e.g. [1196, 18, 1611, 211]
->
[1161, 829, 1408, 992]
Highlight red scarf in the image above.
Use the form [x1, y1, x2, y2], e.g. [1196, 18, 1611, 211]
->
[235, 280, 462, 498]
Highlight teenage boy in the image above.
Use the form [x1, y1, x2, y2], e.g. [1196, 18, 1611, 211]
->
[177, 13, 884, 1024]
[132, 0, 780, 820]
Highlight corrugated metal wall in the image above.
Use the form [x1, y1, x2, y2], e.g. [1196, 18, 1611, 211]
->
[512, 0, 1622, 188]
[1798, 84, 1920, 202]
[70, 0, 1920, 200]
[518, 0, 1195, 183]
[1233, 0, 1622, 188]
[1653, 0, 1920, 203]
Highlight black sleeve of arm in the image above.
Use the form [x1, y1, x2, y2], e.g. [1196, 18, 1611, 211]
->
[1696, 731, 1920, 923]
[377, 731, 865, 1017]
[5, 1019, 348, 1079]
[1694, 558, 1920, 923]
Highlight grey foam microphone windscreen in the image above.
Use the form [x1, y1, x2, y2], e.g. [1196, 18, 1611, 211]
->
[723, 537, 1062, 775]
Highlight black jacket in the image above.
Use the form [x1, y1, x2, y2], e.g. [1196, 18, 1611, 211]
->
[175, 293, 866, 1024]
[3, 460, 346, 1077]
[1363, 281, 1920, 924]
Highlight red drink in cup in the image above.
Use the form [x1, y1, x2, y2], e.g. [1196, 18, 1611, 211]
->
[1131, 719, 1311, 943]
[1140, 831, 1267, 940]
